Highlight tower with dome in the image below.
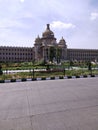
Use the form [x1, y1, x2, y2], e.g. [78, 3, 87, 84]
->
[0, 24, 98, 63]
[34, 24, 67, 63]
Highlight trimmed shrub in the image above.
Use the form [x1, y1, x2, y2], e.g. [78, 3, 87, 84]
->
[0, 80, 4, 83]
[50, 77, 55, 80]
[76, 75, 80, 78]
[91, 74, 95, 77]
[67, 76, 72, 79]
[83, 75, 87, 78]
[21, 78, 27, 82]
[41, 77, 46, 80]
[32, 78, 37, 81]
[11, 79, 16, 82]
[59, 76, 64, 79]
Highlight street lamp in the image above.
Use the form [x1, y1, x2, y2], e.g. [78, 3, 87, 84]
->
[32, 59, 35, 80]
[0, 65, 3, 75]
[88, 61, 92, 75]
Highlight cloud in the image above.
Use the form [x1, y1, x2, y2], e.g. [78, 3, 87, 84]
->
[20, 0, 25, 3]
[51, 21, 75, 29]
[90, 12, 98, 20]
[0, 18, 29, 31]
[0, 0, 98, 49]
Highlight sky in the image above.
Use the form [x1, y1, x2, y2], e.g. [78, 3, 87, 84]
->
[0, 0, 98, 49]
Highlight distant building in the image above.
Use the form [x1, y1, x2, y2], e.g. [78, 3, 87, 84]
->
[34, 24, 67, 63]
[0, 46, 33, 62]
[34, 24, 98, 62]
[0, 24, 98, 63]
[67, 48, 98, 61]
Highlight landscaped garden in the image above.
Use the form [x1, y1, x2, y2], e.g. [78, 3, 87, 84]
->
[0, 61, 98, 82]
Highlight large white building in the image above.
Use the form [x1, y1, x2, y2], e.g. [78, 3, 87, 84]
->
[34, 24, 98, 62]
[0, 24, 98, 63]
[34, 24, 67, 63]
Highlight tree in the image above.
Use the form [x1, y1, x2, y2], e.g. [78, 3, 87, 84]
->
[49, 47, 56, 62]
[56, 48, 62, 63]
[87, 61, 92, 71]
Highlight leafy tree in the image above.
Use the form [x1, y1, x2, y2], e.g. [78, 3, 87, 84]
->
[70, 60, 74, 67]
[49, 47, 56, 62]
[56, 48, 62, 63]
[87, 61, 92, 71]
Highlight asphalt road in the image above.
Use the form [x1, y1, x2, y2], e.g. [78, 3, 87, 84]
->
[0, 78, 98, 130]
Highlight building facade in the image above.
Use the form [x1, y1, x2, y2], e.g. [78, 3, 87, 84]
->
[0, 24, 98, 63]
[34, 24, 98, 62]
[0, 46, 33, 62]
[34, 24, 67, 63]
[67, 48, 98, 61]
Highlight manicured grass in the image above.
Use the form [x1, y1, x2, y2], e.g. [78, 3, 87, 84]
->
[0, 69, 98, 81]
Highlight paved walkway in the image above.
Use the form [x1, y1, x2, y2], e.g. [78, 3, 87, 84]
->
[0, 78, 98, 130]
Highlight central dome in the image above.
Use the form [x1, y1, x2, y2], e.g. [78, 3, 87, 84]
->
[42, 24, 54, 38]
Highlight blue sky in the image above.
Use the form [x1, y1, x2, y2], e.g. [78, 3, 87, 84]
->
[0, 0, 98, 49]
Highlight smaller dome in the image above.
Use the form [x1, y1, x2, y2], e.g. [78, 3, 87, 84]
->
[59, 37, 66, 44]
[35, 35, 41, 43]
[58, 37, 67, 47]
[34, 35, 42, 46]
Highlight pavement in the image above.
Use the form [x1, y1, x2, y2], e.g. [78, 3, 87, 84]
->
[0, 77, 98, 130]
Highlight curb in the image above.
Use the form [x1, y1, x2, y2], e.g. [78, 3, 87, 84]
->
[0, 74, 98, 83]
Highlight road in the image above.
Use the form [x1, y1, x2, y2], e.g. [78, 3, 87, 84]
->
[0, 78, 98, 130]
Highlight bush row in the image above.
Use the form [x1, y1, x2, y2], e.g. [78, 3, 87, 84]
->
[0, 74, 96, 83]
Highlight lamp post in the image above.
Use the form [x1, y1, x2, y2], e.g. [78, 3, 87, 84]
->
[32, 59, 35, 80]
[5, 62, 8, 74]
[0, 65, 3, 75]
[63, 67, 65, 76]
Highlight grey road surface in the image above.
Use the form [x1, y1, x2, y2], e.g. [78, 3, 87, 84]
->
[0, 78, 98, 130]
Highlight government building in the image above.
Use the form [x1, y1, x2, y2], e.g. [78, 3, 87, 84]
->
[0, 24, 98, 63]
